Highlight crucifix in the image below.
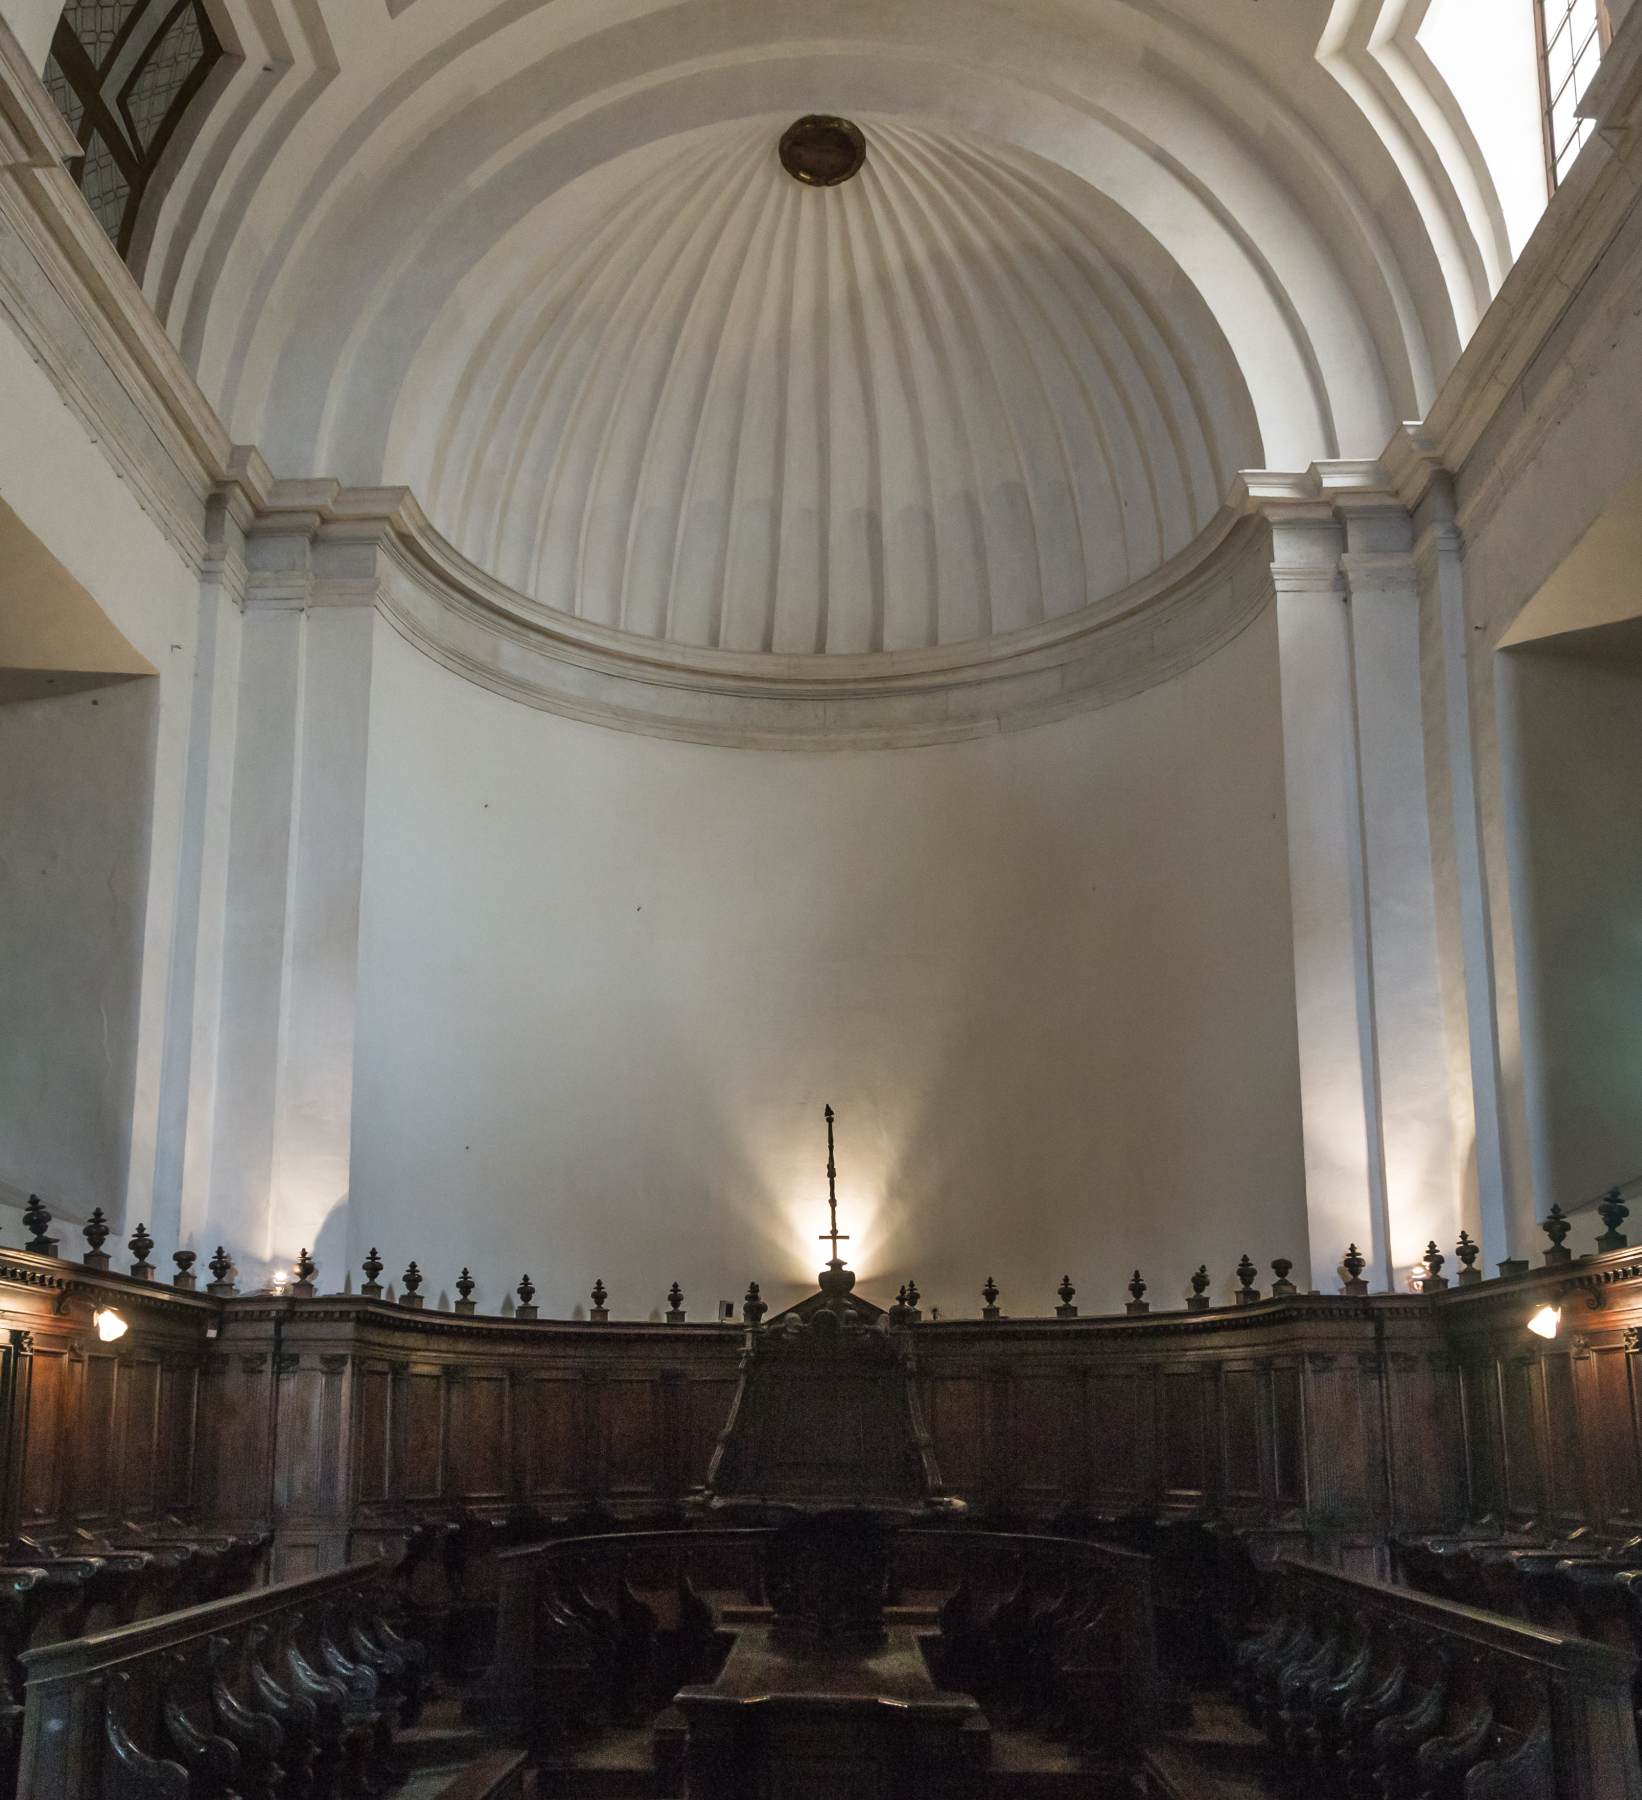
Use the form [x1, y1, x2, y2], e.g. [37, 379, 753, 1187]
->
[820, 1103, 849, 1265]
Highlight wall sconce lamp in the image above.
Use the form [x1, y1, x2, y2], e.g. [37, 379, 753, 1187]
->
[1528, 1284, 1606, 1340]
[93, 1306, 128, 1343]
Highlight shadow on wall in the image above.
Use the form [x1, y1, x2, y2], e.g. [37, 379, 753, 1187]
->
[1499, 473, 1642, 1225]
[0, 502, 158, 1226]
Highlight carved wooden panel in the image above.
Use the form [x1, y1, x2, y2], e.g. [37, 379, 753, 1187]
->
[396, 1368, 447, 1502]
[1458, 1354, 1500, 1520]
[1160, 1367, 1209, 1504]
[75, 1352, 118, 1525]
[355, 1363, 392, 1503]
[685, 1378, 737, 1489]
[22, 1344, 68, 1528]
[1271, 1362, 1303, 1509]
[1585, 1345, 1642, 1529]
[273, 1359, 349, 1520]
[450, 1371, 509, 1501]
[1498, 1354, 1545, 1520]
[519, 1375, 583, 1501]
[1088, 1368, 1150, 1505]
[114, 1354, 161, 1517]
[1541, 1350, 1586, 1527]
[598, 1376, 663, 1499]
[924, 1376, 985, 1495]
[1385, 1356, 1464, 1530]
[1220, 1365, 1263, 1507]
[1009, 1375, 1066, 1506]
[1301, 1355, 1381, 1526]
[155, 1361, 198, 1512]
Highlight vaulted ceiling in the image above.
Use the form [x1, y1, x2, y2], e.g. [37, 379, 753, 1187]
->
[135, 0, 1524, 655]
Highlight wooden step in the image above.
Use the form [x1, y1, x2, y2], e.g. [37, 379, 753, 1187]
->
[426, 1748, 532, 1799]
[1142, 1740, 1277, 1799]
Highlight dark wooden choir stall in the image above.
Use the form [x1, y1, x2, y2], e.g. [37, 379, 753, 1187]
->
[0, 1129, 1640, 1797]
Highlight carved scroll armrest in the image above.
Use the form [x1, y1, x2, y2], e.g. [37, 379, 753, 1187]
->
[104, 1674, 189, 1800]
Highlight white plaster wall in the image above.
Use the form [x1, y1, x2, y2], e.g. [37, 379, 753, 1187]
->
[1501, 643, 1642, 1211]
[0, 316, 205, 1242]
[346, 609, 1307, 1322]
[0, 679, 156, 1222]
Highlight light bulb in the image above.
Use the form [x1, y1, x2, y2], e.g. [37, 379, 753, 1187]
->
[93, 1307, 128, 1343]
[1527, 1304, 1561, 1340]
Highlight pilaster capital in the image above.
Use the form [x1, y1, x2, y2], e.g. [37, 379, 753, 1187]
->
[243, 502, 388, 612]
[1379, 424, 1450, 517]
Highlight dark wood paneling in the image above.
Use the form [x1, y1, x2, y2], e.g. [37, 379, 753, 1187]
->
[75, 1353, 118, 1526]
[1009, 1375, 1066, 1506]
[1542, 1349, 1586, 1527]
[685, 1377, 737, 1489]
[598, 1376, 663, 1500]
[1160, 1367, 1209, 1504]
[1221, 1365, 1263, 1506]
[450, 1371, 509, 1501]
[519, 1375, 583, 1501]
[1088, 1368, 1151, 1507]
[356, 1363, 392, 1503]
[1585, 1344, 1642, 1529]
[114, 1355, 161, 1517]
[1499, 1352, 1545, 1520]
[1271, 1362, 1303, 1509]
[924, 1375, 985, 1495]
[396, 1368, 447, 1502]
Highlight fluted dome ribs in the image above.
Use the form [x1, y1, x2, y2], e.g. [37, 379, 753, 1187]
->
[414, 119, 1249, 656]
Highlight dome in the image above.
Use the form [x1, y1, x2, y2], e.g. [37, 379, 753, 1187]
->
[391, 117, 1259, 655]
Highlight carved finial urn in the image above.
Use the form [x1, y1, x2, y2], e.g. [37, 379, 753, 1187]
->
[82, 1208, 110, 1270]
[454, 1267, 476, 1316]
[1541, 1203, 1573, 1265]
[400, 1262, 424, 1309]
[1270, 1257, 1297, 1299]
[128, 1223, 155, 1281]
[743, 1281, 767, 1325]
[172, 1249, 197, 1291]
[515, 1274, 538, 1320]
[207, 1246, 236, 1296]
[293, 1248, 317, 1297]
[590, 1278, 609, 1323]
[1234, 1254, 1259, 1304]
[981, 1276, 1000, 1321]
[1187, 1264, 1211, 1311]
[22, 1196, 57, 1258]
[1055, 1275, 1078, 1320]
[361, 1247, 384, 1299]
[1341, 1243, 1368, 1296]
[1126, 1270, 1149, 1316]
[1455, 1230, 1481, 1284]
[1597, 1189, 1630, 1253]
[666, 1282, 686, 1324]
[1421, 1240, 1448, 1290]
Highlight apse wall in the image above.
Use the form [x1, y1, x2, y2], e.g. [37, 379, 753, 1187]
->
[348, 608, 1307, 1322]
[0, 680, 155, 1222]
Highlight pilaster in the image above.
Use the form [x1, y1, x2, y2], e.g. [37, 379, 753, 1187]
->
[205, 525, 380, 1285]
[1240, 463, 1471, 1293]
[1250, 478, 1385, 1295]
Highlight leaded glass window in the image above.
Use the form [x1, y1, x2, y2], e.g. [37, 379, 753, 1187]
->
[41, 0, 223, 259]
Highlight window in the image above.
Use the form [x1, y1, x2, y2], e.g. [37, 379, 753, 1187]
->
[40, 1, 224, 259]
[1536, 0, 1612, 190]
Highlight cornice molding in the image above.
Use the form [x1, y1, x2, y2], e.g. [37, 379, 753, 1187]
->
[0, 17, 79, 168]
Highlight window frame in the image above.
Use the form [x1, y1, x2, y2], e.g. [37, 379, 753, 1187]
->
[1534, 0, 1614, 194]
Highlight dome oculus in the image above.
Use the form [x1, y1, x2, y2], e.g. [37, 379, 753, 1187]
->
[778, 115, 866, 186]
